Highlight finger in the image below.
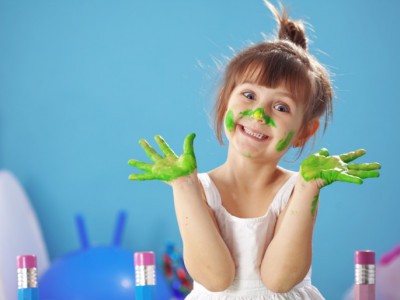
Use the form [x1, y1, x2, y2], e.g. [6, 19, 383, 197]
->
[128, 159, 153, 172]
[347, 162, 381, 171]
[336, 172, 363, 184]
[318, 148, 329, 157]
[183, 133, 196, 155]
[139, 139, 163, 162]
[339, 149, 366, 163]
[128, 172, 157, 181]
[155, 135, 178, 158]
[347, 170, 380, 179]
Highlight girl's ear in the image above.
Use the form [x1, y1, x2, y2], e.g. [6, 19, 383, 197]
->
[293, 119, 320, 148]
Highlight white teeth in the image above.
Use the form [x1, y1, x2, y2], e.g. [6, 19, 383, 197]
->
[243, 126, 266, 139]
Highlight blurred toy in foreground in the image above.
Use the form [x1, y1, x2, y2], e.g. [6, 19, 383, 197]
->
[39, 211, 170, 300]
[377, 244, 400, 300]
[163, 243, 193, 299]
[0, 170, 49, 300]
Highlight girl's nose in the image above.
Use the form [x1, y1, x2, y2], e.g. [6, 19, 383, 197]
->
[253, 108, 265, 123]
[251, 107, 276, 128]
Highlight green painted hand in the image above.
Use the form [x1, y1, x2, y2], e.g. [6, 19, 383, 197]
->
[128, 133, 197, 182]
[300, 148, 381, 187]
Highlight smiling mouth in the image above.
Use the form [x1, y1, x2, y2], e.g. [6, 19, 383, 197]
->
[240, 125, 269, 141]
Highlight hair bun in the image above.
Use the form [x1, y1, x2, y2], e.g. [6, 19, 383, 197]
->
[264, 1, 308, 50]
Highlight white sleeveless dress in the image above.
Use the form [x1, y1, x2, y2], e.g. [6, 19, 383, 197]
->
[185, 172, 325, 300]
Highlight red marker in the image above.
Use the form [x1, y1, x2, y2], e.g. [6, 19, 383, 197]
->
[354, 250, 375, 300]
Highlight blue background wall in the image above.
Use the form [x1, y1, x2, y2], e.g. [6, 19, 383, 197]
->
[1, 0, 398, 298]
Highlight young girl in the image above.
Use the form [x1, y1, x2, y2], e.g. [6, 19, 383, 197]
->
[128, 1, 381, 299]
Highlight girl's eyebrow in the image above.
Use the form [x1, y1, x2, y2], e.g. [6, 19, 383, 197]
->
[238, 83, 296, 103]
[239, 82, 257, 89]
[274, 89, 294, 99]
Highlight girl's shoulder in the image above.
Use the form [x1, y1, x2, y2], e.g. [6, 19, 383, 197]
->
[269, 168, 299, 215]
[196, 172, 222, 210]
[276, 166, 298, 180]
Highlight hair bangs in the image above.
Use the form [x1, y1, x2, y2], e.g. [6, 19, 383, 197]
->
[232, 51, 313, 108]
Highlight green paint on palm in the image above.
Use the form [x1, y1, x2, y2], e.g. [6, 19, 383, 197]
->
[311, 193, 319, 217]
[240, 108, 276, 127]
[300, 148, 381, 188]
[276, 130, 294, 151]
[128, 133, 197, 182]
[225, 110, 235, 132]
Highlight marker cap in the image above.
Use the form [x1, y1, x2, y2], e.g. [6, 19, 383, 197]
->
[134, 251, 155, 267]
[355, 250, 375, 265]
[16, 255, 37, 269]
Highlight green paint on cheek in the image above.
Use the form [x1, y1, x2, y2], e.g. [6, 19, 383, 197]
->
[275, 130, 295, 152]
[239, 109, 253, 118]
[239, 108, 276, 128]
[225, 110, 235, 132]
[244, 152, 252, 158]
[311, 193, 319, 217]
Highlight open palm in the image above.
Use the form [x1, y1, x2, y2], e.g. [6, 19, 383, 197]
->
[128, 133, 197, 182]
[300, 148, 381, 187]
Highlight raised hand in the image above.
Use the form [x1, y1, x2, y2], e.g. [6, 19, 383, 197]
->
[300, 148, 381, 188]
[128, 133, 197, 182]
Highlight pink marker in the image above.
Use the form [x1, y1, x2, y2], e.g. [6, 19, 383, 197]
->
[16, 255, 39, 300]
[354, 250, 375, 300]
[134, 251, 156, 300]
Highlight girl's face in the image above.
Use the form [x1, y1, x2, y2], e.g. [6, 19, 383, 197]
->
[224, 82, 305, 161]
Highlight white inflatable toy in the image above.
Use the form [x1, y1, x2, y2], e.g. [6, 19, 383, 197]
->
[0, 170, 49, 300]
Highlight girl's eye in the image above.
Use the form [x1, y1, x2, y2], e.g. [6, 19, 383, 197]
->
[243, 92, 255, 100]
[274, 104, 290, 113]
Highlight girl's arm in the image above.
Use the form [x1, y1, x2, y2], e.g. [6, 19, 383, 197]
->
[260, 175, 319, 293]
[260, 148, 381, 293]
[172, 174, 235, 291]
[128, 133, 235, 291]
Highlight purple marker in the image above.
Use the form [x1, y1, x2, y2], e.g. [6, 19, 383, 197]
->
[354, 250, 375, 300]
[134, 251, 156, 300]
[17, 255, 39, 300]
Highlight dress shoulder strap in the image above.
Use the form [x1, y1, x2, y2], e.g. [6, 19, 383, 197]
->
[197, 173, 222, 210]
[269, 172, 299, 215]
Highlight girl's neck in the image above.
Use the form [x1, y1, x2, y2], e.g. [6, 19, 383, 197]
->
[213, 149, 284, 191]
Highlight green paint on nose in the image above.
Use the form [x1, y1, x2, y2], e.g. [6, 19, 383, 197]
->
[225, 110, 235, 132]
[276, 130, 295, 152]
[240, 108, 276, 128]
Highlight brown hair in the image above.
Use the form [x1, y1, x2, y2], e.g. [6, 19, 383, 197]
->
[213, 1, 333, 149]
